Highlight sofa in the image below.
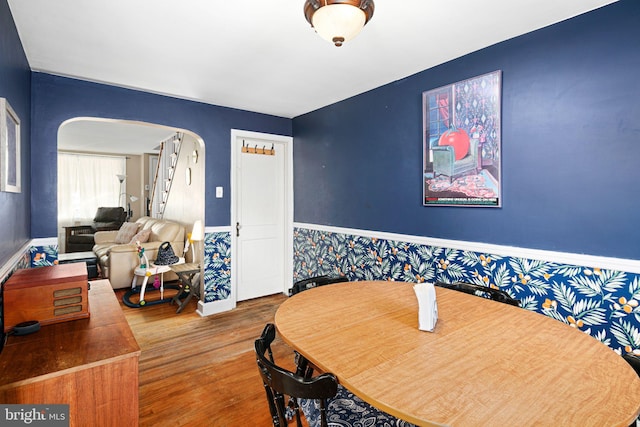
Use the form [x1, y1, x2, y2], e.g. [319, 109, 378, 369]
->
[93, 216, 185, 289]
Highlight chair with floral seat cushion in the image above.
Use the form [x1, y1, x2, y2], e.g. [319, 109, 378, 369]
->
[255, 323, 337, 427]
[255, 323, 416, 427]
[299, 384, 417, 427]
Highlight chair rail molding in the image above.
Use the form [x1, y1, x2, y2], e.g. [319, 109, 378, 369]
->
[294, 222, 640, 275]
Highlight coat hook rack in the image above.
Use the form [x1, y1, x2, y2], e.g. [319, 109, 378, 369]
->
[241, 140, 275, 156]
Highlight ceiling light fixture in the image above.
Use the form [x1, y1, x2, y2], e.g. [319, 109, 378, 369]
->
[304, 0, 375, 47]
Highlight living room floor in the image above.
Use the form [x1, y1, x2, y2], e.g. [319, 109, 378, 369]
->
[115, 285, 296, 426]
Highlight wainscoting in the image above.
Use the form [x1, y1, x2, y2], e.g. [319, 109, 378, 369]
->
[26, 233, 233, 305]
[293, 223, 640, 356]
[23, 224, 640, 356]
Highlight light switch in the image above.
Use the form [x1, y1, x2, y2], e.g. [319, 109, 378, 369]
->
[216, 186, 223, 198]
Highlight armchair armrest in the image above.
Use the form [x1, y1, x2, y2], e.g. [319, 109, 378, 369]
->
[94, 230, 118, 244]
[431, 145, 456, 164]
[430, 145, 455, 153]
[108, 241, 165, 254]
[109, 243, 138, 254]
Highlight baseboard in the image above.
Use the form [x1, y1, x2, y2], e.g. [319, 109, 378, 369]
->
[197, 298, 236, 317]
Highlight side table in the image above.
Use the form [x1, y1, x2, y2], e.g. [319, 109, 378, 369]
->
[170, 263, 201, 313]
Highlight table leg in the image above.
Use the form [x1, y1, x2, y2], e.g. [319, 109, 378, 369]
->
[173, 272, 200, 314]
[177, 290, 193, 314]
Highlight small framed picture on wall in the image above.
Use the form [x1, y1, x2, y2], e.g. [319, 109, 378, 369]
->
[422, 71, 502, 207]
[1, 97, 21, 193]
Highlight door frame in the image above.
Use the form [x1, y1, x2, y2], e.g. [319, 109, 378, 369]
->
[230, 129, 294, 304]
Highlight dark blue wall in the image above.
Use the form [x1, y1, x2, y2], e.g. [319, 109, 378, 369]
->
[31, 73, 291, 238]
[293, 0, 640, 260]
[0, 0, 31, 265]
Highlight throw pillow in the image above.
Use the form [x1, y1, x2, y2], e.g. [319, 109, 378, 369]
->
[115, 222, 140, 244]
[129, 229, 151, 245]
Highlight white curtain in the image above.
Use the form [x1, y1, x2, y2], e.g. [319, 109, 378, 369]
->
[57, 153, 126, 227]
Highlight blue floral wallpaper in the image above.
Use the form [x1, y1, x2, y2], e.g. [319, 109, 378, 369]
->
[22, 228, 640, 358]
[203, 231, 231, 303]
[26, 236, 235, 304]
[293, 227, 640, 356]
[30, 244, 58, 267]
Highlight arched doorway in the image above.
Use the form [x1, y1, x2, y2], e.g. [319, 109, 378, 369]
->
[57, 117, 205, 253]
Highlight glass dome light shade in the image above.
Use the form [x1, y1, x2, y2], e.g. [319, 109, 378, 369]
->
[312, 4, 366, 46]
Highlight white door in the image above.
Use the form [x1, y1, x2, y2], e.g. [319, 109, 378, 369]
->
[232, 131, 292, 302]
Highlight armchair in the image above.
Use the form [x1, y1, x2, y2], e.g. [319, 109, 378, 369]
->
[65, 207, 127, 253]
[431, 137, 480, 182]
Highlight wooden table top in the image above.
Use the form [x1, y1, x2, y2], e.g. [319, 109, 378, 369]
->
[275, 281, 640, 427]
[0, 280, 140, 388]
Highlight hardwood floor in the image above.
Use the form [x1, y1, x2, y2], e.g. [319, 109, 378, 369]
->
[116, 286, 296, 426]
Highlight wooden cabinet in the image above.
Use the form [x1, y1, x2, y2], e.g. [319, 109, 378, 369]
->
[0, 280, 140, 426]
[3, 263, 89, 332]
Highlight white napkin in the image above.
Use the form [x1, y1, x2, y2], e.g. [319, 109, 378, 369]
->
[413, 282, 438, 332]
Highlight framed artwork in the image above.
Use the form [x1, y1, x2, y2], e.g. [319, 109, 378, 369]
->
[1, 98, 21, 193]
[422, 70, 501, 207]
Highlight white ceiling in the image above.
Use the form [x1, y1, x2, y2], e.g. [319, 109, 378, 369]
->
[9, 0, 617, 121]
[57, 119, 177, 154]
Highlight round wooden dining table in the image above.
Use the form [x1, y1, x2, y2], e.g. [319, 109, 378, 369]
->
[275, 280, 640, 426]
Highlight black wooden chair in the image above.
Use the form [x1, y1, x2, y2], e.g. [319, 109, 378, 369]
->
[255, 323, 417, 427]
[288, 274, 349, 296]
[255, 323, 337, 427]
[435, 281, 521, 307]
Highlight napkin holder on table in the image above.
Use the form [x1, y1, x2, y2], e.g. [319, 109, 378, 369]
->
[413, 282, 438, 332]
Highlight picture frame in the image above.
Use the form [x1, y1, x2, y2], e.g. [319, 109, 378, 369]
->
[1, 97, 21, 193]
[422, 71, 501, 207]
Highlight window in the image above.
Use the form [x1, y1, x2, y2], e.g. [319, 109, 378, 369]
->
[57, 153, 126, 226]
[424, 87, 452, 167]
[427, 88, 452, 147]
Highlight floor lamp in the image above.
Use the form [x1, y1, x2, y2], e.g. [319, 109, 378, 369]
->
[117, 174, 126, 209]
[117, 174, 138, 221]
